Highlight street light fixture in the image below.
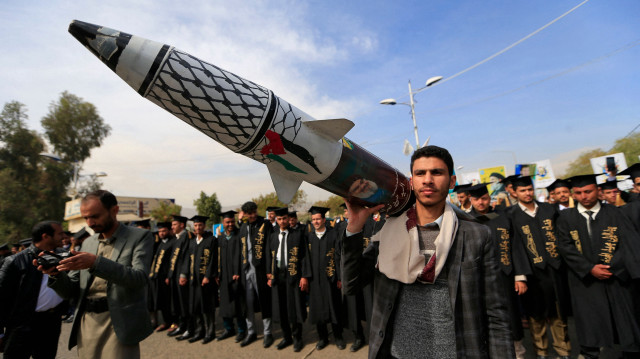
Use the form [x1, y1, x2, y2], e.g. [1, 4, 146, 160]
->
[380, 76, 443, 154]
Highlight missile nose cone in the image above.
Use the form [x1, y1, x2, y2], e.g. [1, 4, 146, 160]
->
[68, 20, 131, 73]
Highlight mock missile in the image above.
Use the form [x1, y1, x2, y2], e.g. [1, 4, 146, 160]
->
[68, 20, 413, 215]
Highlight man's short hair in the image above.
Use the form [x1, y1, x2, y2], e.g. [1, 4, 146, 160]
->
[31, 221, 60, 243]
[241, 201, 258, 213]
[82, 190, 118, 209]
[410, 145, 454, 176]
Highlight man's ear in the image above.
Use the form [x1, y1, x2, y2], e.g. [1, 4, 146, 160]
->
[449, 175, 457, 190]
[111, 205, 120, 217]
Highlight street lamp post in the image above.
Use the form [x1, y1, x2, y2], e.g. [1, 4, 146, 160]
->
[380, 75, 443, 153]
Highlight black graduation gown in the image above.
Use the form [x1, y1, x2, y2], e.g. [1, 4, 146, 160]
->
[621, 200, 640, 232]
[167, 231, 194, 317]
[266, 228, 311, 324]
[149, 237, 176, 312]
[238, 217, 272, 318]
[306, 227, 342, 325]
[218, 229, 241, 318]
[557, 204, 640, 348]
[473, 207, 531, 341]
[509, 202, 571, 319]
[183, 234, 217, 314]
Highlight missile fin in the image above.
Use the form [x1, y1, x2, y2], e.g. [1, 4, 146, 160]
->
[303, 118, 354, 142]
[267, 165, 303, 204]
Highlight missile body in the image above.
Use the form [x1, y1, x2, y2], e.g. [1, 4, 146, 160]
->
[69, 20, 412, 214]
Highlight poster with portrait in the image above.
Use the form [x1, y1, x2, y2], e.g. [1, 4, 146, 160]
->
[479, 165, 507, 201]
[515, 163, 537, 177]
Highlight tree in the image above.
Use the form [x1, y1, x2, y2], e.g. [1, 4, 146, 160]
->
[251, 189, 307, 215]
[563, 148, 607, 178]
[193, 191, 222, 228]
[41, 91, 111, 163]
[0, 101, 48, 241]
[313, 195, 345, 217]
[150, 202, 183, 223]
[610, 132, 640, 166]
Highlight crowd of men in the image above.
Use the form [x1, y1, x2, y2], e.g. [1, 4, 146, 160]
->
[1, 152, 639, 359]
[143, 202, 381, 354]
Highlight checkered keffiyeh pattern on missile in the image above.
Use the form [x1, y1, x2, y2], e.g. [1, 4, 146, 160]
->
[146, 50, 271, 152]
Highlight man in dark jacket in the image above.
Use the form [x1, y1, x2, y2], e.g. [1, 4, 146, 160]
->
[341, 146, 514, 358]
[0, 221, 65, 358]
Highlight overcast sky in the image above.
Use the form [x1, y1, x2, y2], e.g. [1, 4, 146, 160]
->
[2, 0, 639, 210]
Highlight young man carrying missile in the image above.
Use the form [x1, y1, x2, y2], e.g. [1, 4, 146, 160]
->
[305, 206, 346, 351]
[557, 174, 640, 358]
[341, 145, 514, 358]
[266, 208, 311, 352]
[508, 176, 571, 359]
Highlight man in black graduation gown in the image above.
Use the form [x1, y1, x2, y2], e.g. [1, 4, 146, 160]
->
[177, 215, 217, 344]
[288, 211, 302, 232]
[468, 183, 532, 359]
[305, 206, 345, 350]
[454, 184, 473, 213]
[557, 174, 640, 358]
[167, 215, 194, 338]
[335, 203, 367, 352]
[547, 179, 574, 211]
[599, 180, 622, 206]
[508, 176, 571, 359]
[266, 206, 278, 230]
[237, 201, 274, 348]
[620, 164, 640, 232]
[266, 207, 311, 352]
[149, 221, 176, 332]
[216, 211, 247, 343]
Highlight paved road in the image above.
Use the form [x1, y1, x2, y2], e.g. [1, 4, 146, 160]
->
[55, 315, 623, 358]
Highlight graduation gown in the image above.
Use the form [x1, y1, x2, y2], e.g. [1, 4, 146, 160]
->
[167, 230, 194, 317]
[557, 204, 640, 348]
[622, 200, 640, 232]
[218, 229, 241, 318]
[472, 207, 531, 341]
[149, 237, 176, 312]
[238, 217, 272, 317]
[266, 228, 311, 324]
[183, 234, 217, 314]
[509, 202, 571, 319]
[306, 227, 342, 325]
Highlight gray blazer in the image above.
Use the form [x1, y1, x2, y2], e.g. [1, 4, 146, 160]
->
[49, 223, 154, 349]
[342, 209, 515, 358]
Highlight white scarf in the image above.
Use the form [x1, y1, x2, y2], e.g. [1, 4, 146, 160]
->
[374, 203, 458, 284]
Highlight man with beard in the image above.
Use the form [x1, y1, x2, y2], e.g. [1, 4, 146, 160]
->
[557, 174, 640, 358]
[177, 215, 217, 344]
[216, 211, 247, 343]
[149, 222, 175, 332]
[508, 176, 571, 359]
[266, 208, 311, 352]
[237, 201, 273, 348]
[546, 179, 573, 211]
[468, 183, 531, 358]
[453, 184, 472, 213]
[39, 190, 154, 358]
[341, 146, 513, 358]
[266, 207, 278, 230]
[167, 215, 194, 338]
[305, 206, 345, 350]
[288, 211, 302, 232]
[1, 221, 65, 358]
